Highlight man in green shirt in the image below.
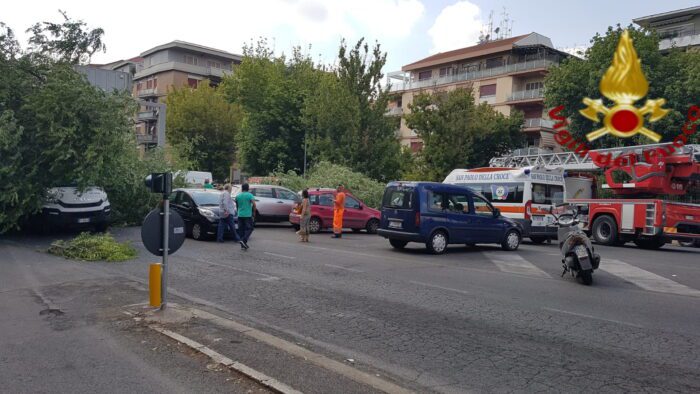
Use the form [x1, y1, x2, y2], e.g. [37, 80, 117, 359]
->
[203, 179, 214, 189]
[235, 183, 256, 249]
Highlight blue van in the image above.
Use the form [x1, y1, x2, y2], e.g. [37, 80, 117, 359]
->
[377, 182, 523, 254]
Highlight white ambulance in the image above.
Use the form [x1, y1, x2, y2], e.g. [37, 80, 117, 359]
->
[444, 166, 591, 243]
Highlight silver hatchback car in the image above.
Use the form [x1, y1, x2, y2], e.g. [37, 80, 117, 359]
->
[232, 184, 300, 223]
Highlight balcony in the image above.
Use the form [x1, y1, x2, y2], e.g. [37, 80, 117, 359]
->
[507, 88, 544, 102]
[135, 133, 158, 145]
[137, 111, 158, 121]
[137, 88, 158, 97]
[659, 30, 700, 50]
[134, 61, 231, 80]
[385, 107, 403, 116]
[523, 118, 555, 129]
[388, 57, 558, 93]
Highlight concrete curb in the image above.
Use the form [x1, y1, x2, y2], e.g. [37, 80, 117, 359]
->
[149, 325, 303, 394]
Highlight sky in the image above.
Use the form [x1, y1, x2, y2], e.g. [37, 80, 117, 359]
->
[2, 0, 698, 74]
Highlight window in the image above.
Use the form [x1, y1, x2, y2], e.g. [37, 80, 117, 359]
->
[185, 55, 198, 65]
[250, 187, 273, 198]
[397, 97, 403, 108]
[532, 184, 564, 205]
[146, 80, 153, 89]
[418, 70, 432, 81]
[344, 196, 361, 209]
[275, 188, 298, 201]
[187, 78, 199, 88]
[136, 82, 142, 91]
[382, 187, 414, 209]
[479, 84, 497, 97]
[318, 194, 334, 206]
[427, 192, 469, 213]
[464, 183, 525, 203]
[439, 67, 453, 77]
[207, 60, 222, 69]
[410, 141, 423, 152]
[170, 191, 182, 204]
[525, 81, 543, 91]
[485, 57, 504, 68]
[472, 195, 494, 217]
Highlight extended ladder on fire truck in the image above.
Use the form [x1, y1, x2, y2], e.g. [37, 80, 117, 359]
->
[489, 142, 700, 249]
[489, 143, 700, 171]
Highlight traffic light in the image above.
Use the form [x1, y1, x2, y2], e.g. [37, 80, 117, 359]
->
[145, 172, 172, 196]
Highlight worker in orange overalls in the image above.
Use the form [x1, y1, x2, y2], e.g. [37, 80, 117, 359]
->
[332, 184, 346, 239]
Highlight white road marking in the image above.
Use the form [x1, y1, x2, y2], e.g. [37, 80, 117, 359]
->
[409, 281, 471, 295]
[324, 264, 364, 273]
[601, 259, 700, 298]
[486, 253, 552, 278]
[264, 252, 296, 260]
[542, 307, 643, 328]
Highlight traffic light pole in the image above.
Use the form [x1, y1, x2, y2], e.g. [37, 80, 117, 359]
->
[161, 197, 169, 310]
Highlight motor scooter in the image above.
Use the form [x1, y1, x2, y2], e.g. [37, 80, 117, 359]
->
[550, 204, 601, 285]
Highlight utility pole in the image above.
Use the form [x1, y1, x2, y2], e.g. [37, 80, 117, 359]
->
[303, 131, 308, 179]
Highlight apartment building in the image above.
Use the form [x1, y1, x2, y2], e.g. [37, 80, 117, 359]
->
[103, 41, 242, 148]
[634, 6, 700, 51]
[387, 32, 569, 152]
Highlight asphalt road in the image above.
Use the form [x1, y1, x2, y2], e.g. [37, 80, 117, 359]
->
[3, 225, 700, 393]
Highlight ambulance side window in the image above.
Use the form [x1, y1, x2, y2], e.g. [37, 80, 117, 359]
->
[533, 184, 547, 204]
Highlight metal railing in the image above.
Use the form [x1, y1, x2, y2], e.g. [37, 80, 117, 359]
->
[135, 133, 158, 144]
[137, 88, 158, 97]
[489, 143, 700, 170]
[508, 88, 544, 101]
[137, 111, 157, 121]
[385, 107, 403, 116]
[659, 30, 700, 50]
[388, 58, 558, 92]
[523, 118, 555, 128]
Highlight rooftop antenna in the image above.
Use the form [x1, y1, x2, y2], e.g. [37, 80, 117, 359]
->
[479, 10, 495, 43]
[499, 7, 512, 40]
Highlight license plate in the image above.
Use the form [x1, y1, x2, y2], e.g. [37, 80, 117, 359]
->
[575, 246, 588, 258]
[388, 221, 402, 229]
[78, 218, 90, 223]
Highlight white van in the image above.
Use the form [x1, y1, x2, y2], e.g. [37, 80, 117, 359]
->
[38, 186, 111, 232]
[183, 171, 213, 187]
[443, 166, 570, 243]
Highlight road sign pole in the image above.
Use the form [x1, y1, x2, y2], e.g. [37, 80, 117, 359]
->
[161, 198, 169, 310]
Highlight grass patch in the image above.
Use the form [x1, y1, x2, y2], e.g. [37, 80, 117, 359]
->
[49, 232, 137, 262]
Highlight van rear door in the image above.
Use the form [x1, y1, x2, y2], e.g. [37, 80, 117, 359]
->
[381, 186, 418, 233]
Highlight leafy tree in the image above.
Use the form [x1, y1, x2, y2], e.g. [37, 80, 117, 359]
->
[405, 88, 524, 181]
[26, 10, 105, 64]
[305, 39, 402, 181]
[166, 82, 242, 181]
[545, 25, 700, 147]
[222, 41, 320, 175]
[0, 13, 186, 231]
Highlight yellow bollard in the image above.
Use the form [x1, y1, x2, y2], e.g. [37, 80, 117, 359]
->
[149, 263, 162, 307]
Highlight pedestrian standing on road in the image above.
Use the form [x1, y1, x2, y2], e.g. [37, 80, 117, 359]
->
[217, 184, 244, 247]
[332, 184, 346, 239]
[235, 183, 256, 250]
[204, 179, 214, 189]
[298, 189, 311, 243]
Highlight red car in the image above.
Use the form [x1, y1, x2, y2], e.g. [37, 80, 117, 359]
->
[289, 188, 380, 234]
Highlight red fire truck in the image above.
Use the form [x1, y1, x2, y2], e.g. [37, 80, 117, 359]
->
[489, 143, 700, 249]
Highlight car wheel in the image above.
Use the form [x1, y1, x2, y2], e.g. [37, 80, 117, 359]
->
[309, 217, 321, 234]
[529, 236, 547, 244]
[365, 219, 379, 234]
[501, 230, 521, 251]
[426, 230, 448, 254]
[389, 239, 408, 249]
[191, 223, 205, 241]
[592, 215, 619, 246]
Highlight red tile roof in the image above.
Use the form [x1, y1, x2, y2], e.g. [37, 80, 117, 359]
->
[402, 33, 531, 72]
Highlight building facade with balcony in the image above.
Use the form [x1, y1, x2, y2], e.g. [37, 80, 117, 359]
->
[104, 41, 242, 149]
[634, 6, 700, 51]
[387, 32, 569, 152]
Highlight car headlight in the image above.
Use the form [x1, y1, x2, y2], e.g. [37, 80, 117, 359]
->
[198, 208, 217, 221]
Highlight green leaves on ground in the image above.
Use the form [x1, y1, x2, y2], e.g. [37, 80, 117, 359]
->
[49, 232, 137, 262]
[544, 25, 700, 147]
[166, 82, 242, 181]
[405, 88, 524, 181]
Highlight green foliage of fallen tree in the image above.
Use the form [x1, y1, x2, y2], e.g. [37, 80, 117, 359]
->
[49, 232, 137, 262]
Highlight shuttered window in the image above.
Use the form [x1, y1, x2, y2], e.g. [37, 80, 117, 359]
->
[479, 84, 497, 97]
